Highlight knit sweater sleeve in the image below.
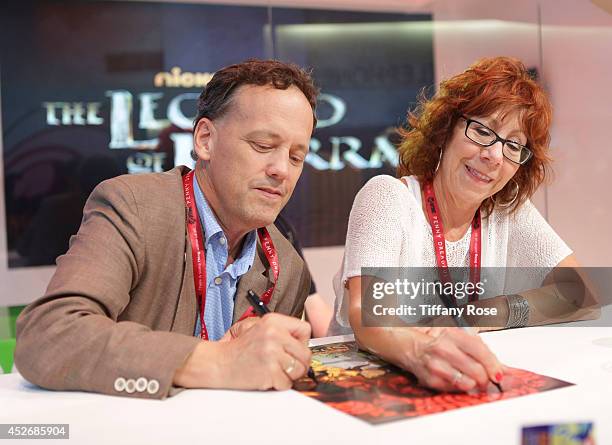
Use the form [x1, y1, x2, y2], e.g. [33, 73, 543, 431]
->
[332, 175, 409, 328]
[341, 175, 407, 282]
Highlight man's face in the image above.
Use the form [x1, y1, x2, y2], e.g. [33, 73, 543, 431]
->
[193, 84, 313, 234]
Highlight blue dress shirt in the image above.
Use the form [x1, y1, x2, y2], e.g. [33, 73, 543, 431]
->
[192, 175, 257, 341]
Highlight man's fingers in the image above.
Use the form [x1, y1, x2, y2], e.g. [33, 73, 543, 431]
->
[221, 317, 259, 341]
[262, 313, 311, 343]
[270, 354, 300, 391]
[280, 352, 307, 381]
[220, 314, 313, 391]
[282, 337, 312, 372]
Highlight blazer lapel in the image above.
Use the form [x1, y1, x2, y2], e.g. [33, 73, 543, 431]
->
[264, 230, 287, 312]
[233, 237, 275, 322]
[171, 229, 198, 335]
[170, 168, 197, 335]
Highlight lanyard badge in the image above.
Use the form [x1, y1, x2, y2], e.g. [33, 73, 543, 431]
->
[182, 170, 279, 340]
[422, 181, 481, 303]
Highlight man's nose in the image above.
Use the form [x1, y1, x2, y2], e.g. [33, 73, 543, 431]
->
[266, 150, 290, 180]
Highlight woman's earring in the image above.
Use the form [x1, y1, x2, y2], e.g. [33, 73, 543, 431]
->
[434, 149, 443, 173]
[492, 178, 519, 208]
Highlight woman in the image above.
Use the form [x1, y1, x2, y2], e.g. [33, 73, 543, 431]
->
[334, 57, 598, 393]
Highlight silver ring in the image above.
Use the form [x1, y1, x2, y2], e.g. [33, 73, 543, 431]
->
[284, 357, 296, 375]
[452, 371, 463, 386]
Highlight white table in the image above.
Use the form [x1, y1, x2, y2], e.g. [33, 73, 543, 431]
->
[1, 327, 611, 444]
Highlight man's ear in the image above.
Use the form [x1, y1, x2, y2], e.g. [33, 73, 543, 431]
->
[193, 118, 215, 161]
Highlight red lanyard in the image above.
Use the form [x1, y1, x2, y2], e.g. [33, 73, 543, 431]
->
[423, 181, 481, 302]
[182, 170, 279, 340]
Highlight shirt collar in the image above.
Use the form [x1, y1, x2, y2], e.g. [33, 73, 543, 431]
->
[192, 174, 257, 277]
[192, 174, 224, 248]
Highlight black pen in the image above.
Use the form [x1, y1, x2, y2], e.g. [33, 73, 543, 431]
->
[246, 289, 318, 384]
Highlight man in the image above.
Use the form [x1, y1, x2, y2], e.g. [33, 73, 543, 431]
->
[15, 59, 319, 399]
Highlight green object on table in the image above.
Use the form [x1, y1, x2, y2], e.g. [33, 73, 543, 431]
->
[8, 306, 25, 338]
[0, 338, 16, 374]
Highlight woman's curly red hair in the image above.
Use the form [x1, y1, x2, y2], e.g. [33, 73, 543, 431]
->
[397, 56, 552, 215]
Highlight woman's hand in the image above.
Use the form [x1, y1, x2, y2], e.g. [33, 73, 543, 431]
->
[348, 276, 504, 392]
[401, 327, 504, 392]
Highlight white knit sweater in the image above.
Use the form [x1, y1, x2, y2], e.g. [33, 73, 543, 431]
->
[333, 175, 572, 327]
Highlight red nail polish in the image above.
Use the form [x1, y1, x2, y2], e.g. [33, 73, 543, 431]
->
[495, 372, 503, 382]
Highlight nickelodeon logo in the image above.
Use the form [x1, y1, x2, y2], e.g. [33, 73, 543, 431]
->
[154, 67, 215, 88]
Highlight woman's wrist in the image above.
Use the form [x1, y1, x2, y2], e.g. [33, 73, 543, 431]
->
[385, 327, 437, 373]
[353, 325, 425, 373]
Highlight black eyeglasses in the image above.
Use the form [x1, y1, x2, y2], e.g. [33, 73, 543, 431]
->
[461, 115, 532, 165]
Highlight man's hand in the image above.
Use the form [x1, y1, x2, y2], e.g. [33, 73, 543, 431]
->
[173, 313, 312, 391]
[219, 317, 259, 342]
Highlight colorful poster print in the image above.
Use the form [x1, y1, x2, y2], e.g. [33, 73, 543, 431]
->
[294, 341, 573, 425]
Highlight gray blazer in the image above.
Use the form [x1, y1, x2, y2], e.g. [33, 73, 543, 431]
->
[15, 166, 311, 399]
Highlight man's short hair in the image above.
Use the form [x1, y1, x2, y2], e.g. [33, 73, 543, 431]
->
[193, 59, 319, 132]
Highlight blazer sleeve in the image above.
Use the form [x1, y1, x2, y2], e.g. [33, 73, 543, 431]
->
[14, 178, 200, 399]
[293, 256, 312, 318]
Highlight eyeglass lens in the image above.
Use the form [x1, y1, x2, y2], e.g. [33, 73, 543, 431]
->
[465, 120, 530, 164]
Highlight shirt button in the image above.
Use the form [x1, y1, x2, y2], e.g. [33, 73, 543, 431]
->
[219, 237, 226, 245]
[214, 277, 222, 285]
